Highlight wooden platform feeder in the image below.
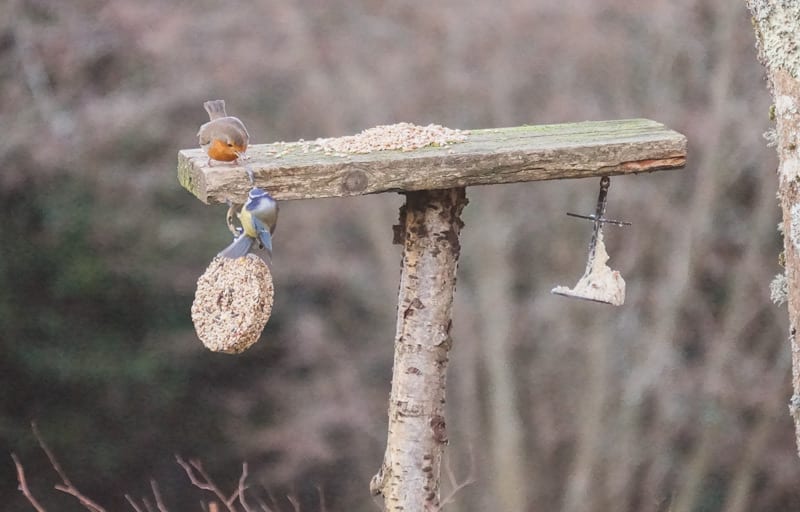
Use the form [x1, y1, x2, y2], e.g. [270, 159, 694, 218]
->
[178, 118, 687, 511]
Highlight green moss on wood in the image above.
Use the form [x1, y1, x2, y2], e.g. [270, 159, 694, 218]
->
[178, 118, 687, 204]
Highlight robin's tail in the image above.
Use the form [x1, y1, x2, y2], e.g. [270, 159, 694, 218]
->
[203, 100, 227, 120]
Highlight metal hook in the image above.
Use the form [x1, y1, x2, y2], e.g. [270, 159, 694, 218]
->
[244, 164, 256, 186]
[566, 176, 631, 270]
[551, 176, 629, 306]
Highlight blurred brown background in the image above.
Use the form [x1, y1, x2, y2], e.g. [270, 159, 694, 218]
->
[1, 0, 794, 510]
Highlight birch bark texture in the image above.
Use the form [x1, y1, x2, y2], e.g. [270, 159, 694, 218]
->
[747, 1, 800, 455]
[370, 188, 467, 511]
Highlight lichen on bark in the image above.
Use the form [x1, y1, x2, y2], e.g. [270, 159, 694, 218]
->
[748, 1, 800, 79]
[748, 0, 800, 456]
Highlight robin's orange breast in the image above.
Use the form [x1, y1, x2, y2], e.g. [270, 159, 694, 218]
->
[207, 138, 247, 162]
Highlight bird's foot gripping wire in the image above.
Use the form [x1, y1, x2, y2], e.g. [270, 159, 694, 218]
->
[225, 199, 243, 237]
[244, 164, 255, 185]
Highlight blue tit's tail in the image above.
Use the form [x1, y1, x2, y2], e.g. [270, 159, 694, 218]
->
[218, 234, 256, 259]
[258, 230, 273, 259]
[253, 218, 273, 259]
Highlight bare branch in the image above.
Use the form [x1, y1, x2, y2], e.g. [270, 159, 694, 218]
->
[124, 495, 161, 512]
[31, 422, 108, 512]
[286, 494, 301, 512]
[256, 496, 275, 512]
[11, 453, 48, 512]
[238, 463, 253, 511]
[435, 449, 477, 511]
[53, 484, 107, 512]
[124, 495, 146, 512]
[150, 479, 170, 512]
[316, 485, 327, 512]
[176, 456, 238, 512]
[142, 497, 158, 512]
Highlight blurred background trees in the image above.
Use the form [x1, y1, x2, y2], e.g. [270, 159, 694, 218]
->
[1, 0, 795, 510]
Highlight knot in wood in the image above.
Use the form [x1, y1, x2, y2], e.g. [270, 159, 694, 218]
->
[342, 169, 368, 194]
[430, 414, 448, 444]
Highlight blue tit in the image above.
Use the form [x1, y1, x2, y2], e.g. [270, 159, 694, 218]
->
[218, 188, 279, 260]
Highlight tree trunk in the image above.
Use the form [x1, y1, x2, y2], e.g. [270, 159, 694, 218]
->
[747, 0, 800, 454]
[371, 188, 468, 511]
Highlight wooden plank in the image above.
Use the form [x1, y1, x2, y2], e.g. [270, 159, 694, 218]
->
[177, 118, 686, 204]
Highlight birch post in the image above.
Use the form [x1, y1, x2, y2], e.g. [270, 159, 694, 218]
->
[368, 188, 467, 509]
[177, 118, 686, 510]
[747, 1, 800, 455]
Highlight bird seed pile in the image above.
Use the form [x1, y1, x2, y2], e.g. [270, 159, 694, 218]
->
[267, 122, 469, 158]
[315, 122, 468, 154]
[192, 254, 274, 353]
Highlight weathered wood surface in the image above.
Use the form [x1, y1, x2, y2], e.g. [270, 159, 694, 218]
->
[178, 118, 686, 204]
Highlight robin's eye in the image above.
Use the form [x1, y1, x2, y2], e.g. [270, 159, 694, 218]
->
[227, 143, 233, 147]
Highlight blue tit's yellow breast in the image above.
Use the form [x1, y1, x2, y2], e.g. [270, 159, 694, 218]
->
[238, 207, 258, 238]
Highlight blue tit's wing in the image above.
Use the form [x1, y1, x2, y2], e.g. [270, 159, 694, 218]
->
[218, 234, 256, 259]
[252, 217, 273, 258]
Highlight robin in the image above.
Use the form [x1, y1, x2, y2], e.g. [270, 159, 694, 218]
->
[197, 100, 250, 164]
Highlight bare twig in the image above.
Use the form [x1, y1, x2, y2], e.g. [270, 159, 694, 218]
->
[143, 498, 158, 512]
[31, 422, 108, 512]
[125, 482, 167, 512]
[286, 494, 301, 512]
[256, 496, 275, 512]
[12, 453, 48, 512]
[316, 485, 327, 512]
[435, 449, 477, 511]
[125, 495, 146, 512]
[176, 456, 238, 512]
[150, 479, 169, 512]
[14, 434, 271, 512]
[237, 463, 253, 511]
